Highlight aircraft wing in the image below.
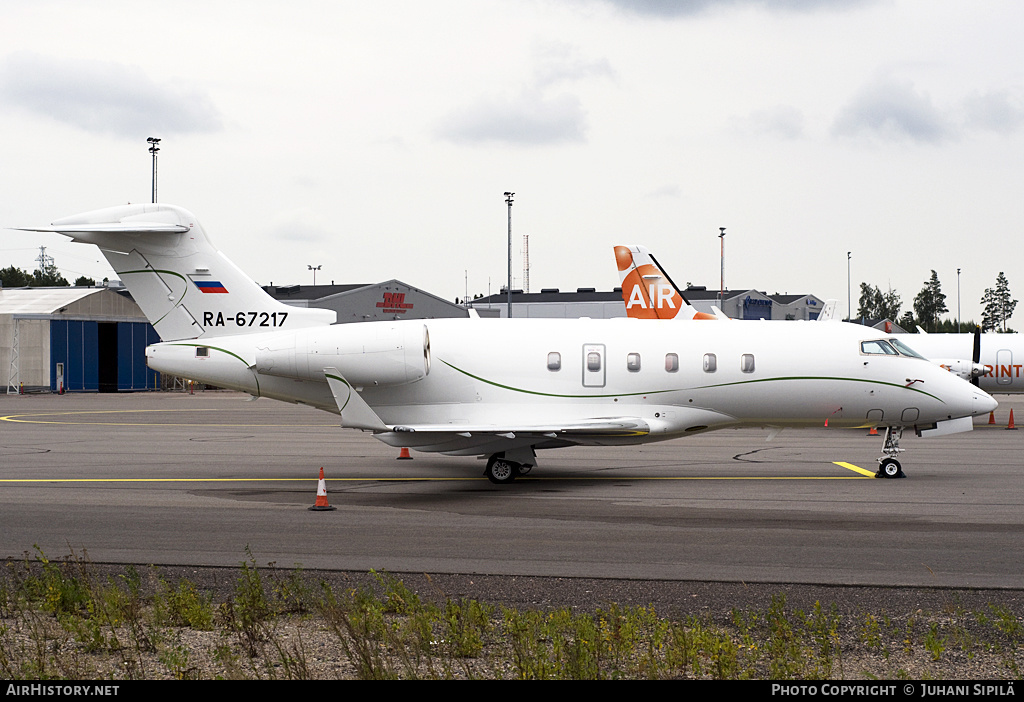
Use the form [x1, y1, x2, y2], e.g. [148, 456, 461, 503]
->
[324, 368, 651, 438]
[390, 417, 651, 438]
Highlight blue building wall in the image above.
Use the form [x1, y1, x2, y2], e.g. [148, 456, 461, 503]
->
[49, 320, 160, 392]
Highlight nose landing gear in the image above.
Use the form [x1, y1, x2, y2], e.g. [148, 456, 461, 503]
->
[875, 426, 906, 479]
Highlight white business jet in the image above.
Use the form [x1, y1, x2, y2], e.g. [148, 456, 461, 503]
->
[18, 205, 996, 483]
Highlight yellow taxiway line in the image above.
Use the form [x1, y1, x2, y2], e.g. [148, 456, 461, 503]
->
[0, 470, 874, 484]
[833, 461, 877, 477]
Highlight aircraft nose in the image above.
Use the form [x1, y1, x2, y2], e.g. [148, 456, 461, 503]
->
[975, 388, 998, 417]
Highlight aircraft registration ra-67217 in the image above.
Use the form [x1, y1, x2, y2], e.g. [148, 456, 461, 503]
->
[614, 244, 1024, 395]
[19, 204, 996, 482]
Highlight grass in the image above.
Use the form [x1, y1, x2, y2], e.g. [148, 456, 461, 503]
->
[1, 547, 1022, 680]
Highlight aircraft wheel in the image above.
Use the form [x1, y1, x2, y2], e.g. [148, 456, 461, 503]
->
[877, 458, 904, 479]
[485, 456, 519, 484]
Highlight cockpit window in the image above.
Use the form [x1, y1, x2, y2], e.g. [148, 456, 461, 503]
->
[888, 338, 927, 359]
[860, 340, 899, 355]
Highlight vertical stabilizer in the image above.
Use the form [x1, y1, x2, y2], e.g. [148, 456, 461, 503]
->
[614, 245, 716, 320]
[20, 204, 336, 341]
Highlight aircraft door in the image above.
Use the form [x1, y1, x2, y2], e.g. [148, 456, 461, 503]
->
[582, 344, 606, 388]
[996, 349, 1013, 386]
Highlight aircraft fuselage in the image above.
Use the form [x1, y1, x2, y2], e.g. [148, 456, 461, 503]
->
[146, 316, 992, 456]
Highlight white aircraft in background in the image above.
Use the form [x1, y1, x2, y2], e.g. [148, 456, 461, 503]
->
[17, 205, 996, 483]
[616, 244, 1022, 395]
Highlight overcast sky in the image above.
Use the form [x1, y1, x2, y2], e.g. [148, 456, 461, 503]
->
[1, 0, 1021, 324]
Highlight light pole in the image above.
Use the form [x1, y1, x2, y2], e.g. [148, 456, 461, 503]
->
[957, 268, 961, 333]
[147, 137, 161, 203]
[504, 191, 514, 318]
[847, 251, 852, 322]
[308, 264, 321, 285]
[718, 227, 726, 312]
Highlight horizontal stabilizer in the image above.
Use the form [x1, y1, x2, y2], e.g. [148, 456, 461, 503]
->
[16, 222, 190, 236]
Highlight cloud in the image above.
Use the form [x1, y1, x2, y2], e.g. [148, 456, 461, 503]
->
[532, 41, 616, 89]
[741, 105, 805, 140]
[963, 89, 1024, 135]
[265, 207, 332, 244]
[644, 184, 682, 198]
[436, 42, 609, 147]
[0, 52, 223, 138]
[832, 78, 954, 144]
[595, 0, 874, 18]
[437, 90, 589, 146]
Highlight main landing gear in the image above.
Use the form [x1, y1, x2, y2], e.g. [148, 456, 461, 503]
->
[484, 452, 534, 484]
[875, 426, 906, 479]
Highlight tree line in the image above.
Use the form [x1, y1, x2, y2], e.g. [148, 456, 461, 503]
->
[855, 271, 1016, 333]
[1, 263, 96, 288]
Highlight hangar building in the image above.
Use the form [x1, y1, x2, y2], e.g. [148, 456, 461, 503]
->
[263, 280, 469, 323]
[1, 287, 159, 393]
[471, 287, 825, 321]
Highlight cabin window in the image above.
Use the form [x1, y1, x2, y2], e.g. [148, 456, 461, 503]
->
[195, 347, 210, 358]
[741, 353, 755, 373]
[627, 353, 641, 372]
[587, 352, 602, 372]
[547, 352, 561, 371]
[665, 353, 679, 372]
[703, 353, 717, 373]
[861, 340, 899, 356]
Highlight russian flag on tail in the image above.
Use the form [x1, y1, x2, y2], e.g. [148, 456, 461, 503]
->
[194, 280, 228, 293]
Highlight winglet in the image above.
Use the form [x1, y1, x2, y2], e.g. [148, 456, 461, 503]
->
[817, 299, 838, 322]
[323, 367, 388, 431]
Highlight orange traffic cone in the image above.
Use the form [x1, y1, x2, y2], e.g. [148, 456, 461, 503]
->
[868, 427, 878, 436]
[397, 447, 413, 460]
[1007, 409, 1017, 430]
[989, 412, 996, 425]
[308, 467, 336, 511]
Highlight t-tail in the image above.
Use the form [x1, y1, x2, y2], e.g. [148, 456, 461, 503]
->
[614, 245, 717, 320]
[18, 204, 336, 340]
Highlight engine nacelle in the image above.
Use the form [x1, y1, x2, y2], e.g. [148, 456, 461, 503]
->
[934, 358, 986, 382]
[255, 323, 430, 387]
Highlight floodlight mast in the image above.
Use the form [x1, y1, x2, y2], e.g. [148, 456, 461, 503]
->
[504, 191, 514, 318]
[147, 137, 161, 203]
[718, 227, 726, 310]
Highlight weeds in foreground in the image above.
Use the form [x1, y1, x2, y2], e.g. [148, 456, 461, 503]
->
[1, 548, 1023, 680]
